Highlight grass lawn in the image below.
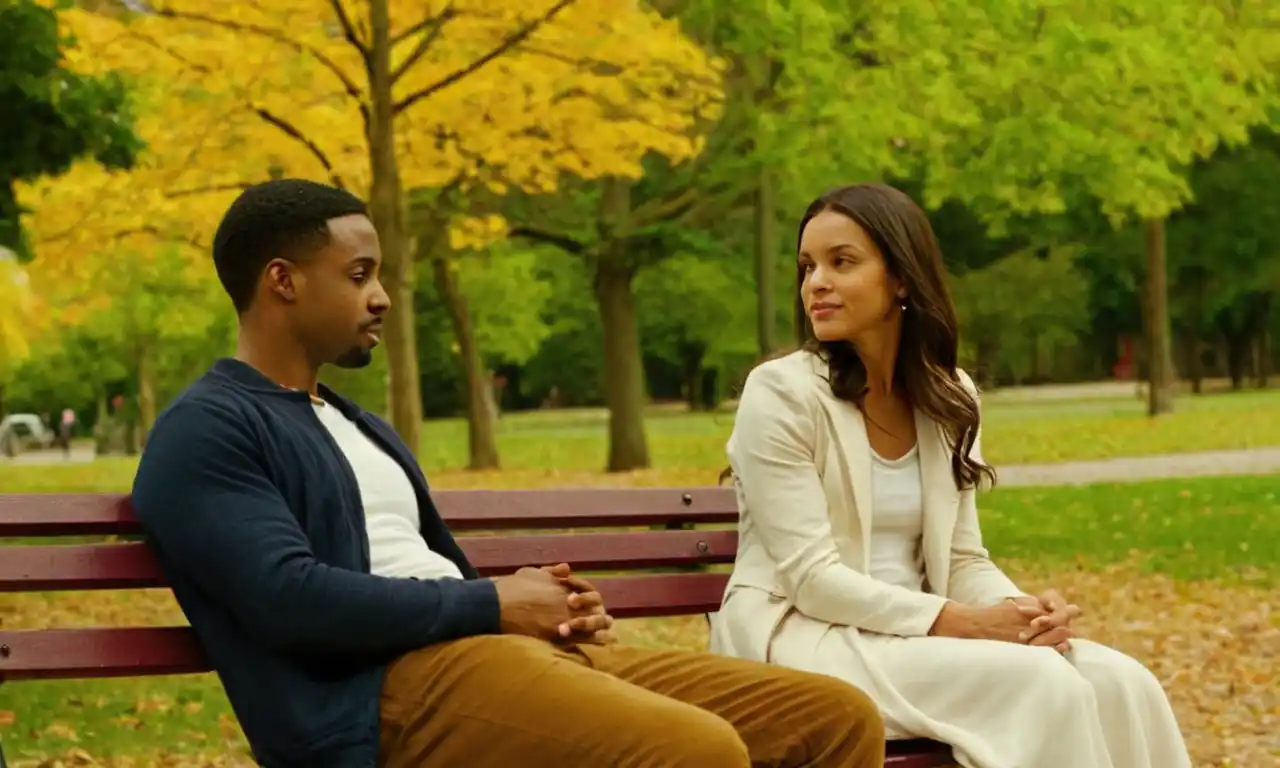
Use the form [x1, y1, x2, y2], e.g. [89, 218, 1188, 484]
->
[412, 387, 1280, 471]
[7, 387, 1278, 494]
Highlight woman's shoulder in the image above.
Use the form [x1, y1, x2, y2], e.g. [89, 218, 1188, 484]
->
[731, 351, 826, 425]
[742, 349, 821, 392]
[954, 368, 980, 397]
[753, 348, 821, 377]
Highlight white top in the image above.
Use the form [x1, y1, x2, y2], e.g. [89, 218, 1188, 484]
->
[867, 444, 927, 592]
[312, 402, 464, 581]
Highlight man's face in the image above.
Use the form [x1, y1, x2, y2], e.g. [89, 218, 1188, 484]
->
[292, 214, 390, 369]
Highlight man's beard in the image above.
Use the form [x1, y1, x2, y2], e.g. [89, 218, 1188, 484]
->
[333, 345, 374, 369]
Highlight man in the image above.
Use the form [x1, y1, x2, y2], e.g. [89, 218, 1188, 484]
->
[132, 179, 886, 768]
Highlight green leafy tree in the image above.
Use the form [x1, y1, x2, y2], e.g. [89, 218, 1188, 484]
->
[951, 247, 1092, 385]
[635, 251, 754, 410]
[0, 0, 141, 259]
[1168, 136, 1280, 389]
[865, 0, 1280, 414]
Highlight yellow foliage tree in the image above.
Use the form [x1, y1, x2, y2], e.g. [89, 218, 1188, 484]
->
[19, 0, 722, 452]
[0, 247, 45, 403]
[23, 232, 228, 442]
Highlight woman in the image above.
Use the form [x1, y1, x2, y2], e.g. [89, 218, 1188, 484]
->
[709, 183, 1191, 768]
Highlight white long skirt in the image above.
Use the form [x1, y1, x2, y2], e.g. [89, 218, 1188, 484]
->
[781, 624, 1193, 768]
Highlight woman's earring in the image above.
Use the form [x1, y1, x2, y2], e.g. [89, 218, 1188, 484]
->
[900, 299, 908, 312]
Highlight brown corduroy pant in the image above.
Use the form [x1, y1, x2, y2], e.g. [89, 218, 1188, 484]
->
[379, 634, 885, 768]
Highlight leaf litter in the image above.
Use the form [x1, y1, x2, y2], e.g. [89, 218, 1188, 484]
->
[1, 561, 1274, 767]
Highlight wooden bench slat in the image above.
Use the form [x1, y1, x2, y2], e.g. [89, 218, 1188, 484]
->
[0, 627, 210, 681]
[0, 488, 739, 537]
[0, 574, 728, 681]
[0, 543, 163, 591]
[464, 529, 737, 575]
[0, 533, 738, 591]
[0, 494, 137, 537]
[592, 573, 728, 618]
[433, 488, 738, 530]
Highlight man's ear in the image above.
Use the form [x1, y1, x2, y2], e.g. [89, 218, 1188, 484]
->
[264, 258, 301, 303]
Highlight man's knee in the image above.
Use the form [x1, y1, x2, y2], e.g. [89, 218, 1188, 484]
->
[640, 708, 750, 768]
[789, 672, 885, 755]
[780, 669, 881, 723]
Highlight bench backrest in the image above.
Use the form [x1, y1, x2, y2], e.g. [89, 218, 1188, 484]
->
[0, 490, 956, 768]
[0, 488, 738, 682]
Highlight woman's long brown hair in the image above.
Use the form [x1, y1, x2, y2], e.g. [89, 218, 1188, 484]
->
[793, 183, 995, 490]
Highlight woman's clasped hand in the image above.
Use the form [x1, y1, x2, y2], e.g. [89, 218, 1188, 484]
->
[931, 589, 1083, 654]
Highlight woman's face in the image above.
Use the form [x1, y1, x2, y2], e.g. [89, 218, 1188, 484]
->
[798, 209, 903, 343]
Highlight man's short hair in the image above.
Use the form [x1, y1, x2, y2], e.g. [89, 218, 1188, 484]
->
[212, 179, 368, 313]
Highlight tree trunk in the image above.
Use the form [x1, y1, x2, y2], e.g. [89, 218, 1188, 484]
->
[1224, 330, 1250, 390]
[367, 0, 422, 454]
[754, 167, 777, 357]
[432, 256, 500, 470]
[1184, 332, 1203, 394]
[1255, 294, 1272, 389]
[1185, 279, 1205, 394]
[93, 390, 110, 455]
[137, 342, 156, 448]
[974, 339, 999, 389]
[1257, 328, 1272, 389]
[1143, 218, 1175, 415]
[595, 258, 649, 471]
[1029, 332, 1042, 382]
[594, 178, 649, 472]
[680, 340, 708, 411]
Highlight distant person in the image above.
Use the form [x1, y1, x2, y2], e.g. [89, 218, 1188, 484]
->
[711, 183, 1191, 768]
[130, 179, 886, 768]
[58, 408, 76, 458]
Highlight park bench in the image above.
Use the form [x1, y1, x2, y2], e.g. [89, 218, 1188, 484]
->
[0, 489, 954, 767]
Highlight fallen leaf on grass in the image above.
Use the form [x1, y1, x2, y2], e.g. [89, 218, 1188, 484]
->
[38, 722, 79, 742]
[108, 715, 141, 731]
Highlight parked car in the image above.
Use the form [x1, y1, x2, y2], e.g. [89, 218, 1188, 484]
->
[0, 413, 56, 457]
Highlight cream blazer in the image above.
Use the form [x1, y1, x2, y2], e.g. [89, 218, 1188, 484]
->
[709, 350, 1026, 670]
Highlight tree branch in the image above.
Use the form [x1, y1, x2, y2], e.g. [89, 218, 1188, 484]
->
[392, 5, 458, 84]
[110, 226, 207, 250]
[520, 44, 721, 91]
[393, 0, 578, 115]
[391, 16, 434, 46]
[39, 224, 206, 250]
[508, 225, 587, 255]
[677, 185, 751, 228]
[165, 182, 257, 199]
[154, 8, 365, 104]
[327, 0, 369, 63]
[630, 185, 699, 229]
[253, 107, 346, 189]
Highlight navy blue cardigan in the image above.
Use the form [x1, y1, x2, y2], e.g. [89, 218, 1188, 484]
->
[131, 358, 501, 767]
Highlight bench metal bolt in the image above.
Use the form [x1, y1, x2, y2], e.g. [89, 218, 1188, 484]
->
[696, 541, 709, 554]
[681, 493, 692, 506]
[0, 644, 9, 658]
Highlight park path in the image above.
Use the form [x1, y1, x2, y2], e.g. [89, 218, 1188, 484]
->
[998, 446, 1280, 487]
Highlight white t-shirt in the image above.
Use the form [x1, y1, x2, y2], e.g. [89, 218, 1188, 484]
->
[312, 402, 463, 581]
[867, 444, 927, 592]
